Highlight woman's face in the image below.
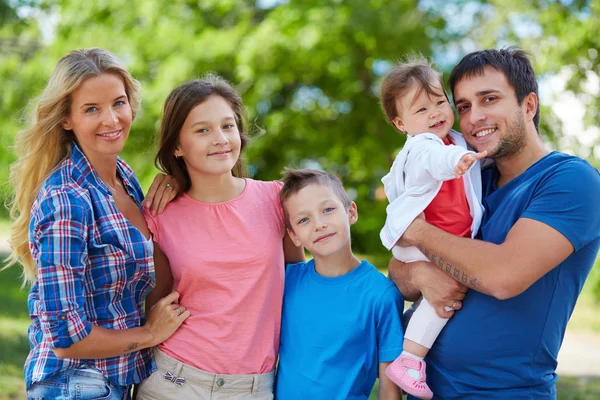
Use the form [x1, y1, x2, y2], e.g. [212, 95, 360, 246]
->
[174, 95, 242, 178]
[62, 73, 133, 162]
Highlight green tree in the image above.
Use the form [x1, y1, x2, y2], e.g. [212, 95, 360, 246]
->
[1, 0, 455, 256]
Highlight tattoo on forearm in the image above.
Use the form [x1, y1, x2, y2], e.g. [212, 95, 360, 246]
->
[124, 342, 139, 353]
[417, 245, 478, 289]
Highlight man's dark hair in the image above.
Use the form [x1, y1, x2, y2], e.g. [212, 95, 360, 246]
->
[449, 47, 539, 130]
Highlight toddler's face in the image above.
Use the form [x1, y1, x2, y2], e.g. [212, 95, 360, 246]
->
[393, 81, 455, 140]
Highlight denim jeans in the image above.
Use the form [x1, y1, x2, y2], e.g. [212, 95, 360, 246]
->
[26, 367, 130, 400]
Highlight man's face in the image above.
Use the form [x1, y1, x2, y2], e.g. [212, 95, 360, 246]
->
[453, 66, 527, 159]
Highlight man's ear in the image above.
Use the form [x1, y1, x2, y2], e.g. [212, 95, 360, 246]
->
[392, 117, 405, 133]
[523, 92, 538, 123]
[348, 202, 358, 225]
[287, 228, 302, 247]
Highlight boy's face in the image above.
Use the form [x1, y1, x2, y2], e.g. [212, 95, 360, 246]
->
[284, 184, 357, 259]
[392, 80, 455, 140]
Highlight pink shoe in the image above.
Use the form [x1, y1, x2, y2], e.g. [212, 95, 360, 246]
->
[385, 355, 433, 400]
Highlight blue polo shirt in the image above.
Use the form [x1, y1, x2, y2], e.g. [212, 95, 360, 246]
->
[419, 152, 600, 399]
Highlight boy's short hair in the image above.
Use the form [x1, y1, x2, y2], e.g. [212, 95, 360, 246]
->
[279, 168, 352, 229]
[448, 47, 540, 130]
[380, 54, 446, 131]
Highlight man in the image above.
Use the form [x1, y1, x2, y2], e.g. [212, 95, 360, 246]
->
[389, 48, 600, 399]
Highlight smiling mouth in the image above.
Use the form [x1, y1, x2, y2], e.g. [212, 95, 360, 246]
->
[430, 121, 445, 129]
[208, 150, 232, 156]
[475, 128, 496, 138]
[314, 233, 335, 243]
[97, 130, 121, 138]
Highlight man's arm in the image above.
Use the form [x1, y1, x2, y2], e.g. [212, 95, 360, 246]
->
[378, 362, 402, 400]
[402, 217, 573, 300]
[388, 257, 468, 317]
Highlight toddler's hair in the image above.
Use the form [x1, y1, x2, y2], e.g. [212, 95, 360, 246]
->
[279, 168, 351, 229]
[380, 55, 446, 131]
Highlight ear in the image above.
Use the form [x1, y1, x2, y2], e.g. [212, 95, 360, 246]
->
[523, 92, 538, 122]
[392, 117, 405, 133]
[287, 228, 302, 248]
[62, 119, 73, 131]
[347, 202, 358, 226]
[173, 147, 182, 158]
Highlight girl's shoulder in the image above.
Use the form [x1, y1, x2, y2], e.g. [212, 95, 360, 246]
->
[244, 178, 284, 201]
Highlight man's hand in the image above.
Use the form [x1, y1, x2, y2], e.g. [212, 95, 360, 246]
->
[389, 259, 468, 318]
[454, 151, 487, 178]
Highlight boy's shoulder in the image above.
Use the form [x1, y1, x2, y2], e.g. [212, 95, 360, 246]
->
[359, 262, 403, 300]
[284, 259, 313, 278]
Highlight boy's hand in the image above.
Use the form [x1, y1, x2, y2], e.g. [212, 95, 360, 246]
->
[454, 151, 487, 178]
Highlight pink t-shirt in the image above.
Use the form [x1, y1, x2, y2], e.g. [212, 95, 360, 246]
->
[145, 179, 286, 374]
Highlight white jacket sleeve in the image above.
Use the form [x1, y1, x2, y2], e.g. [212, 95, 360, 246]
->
[407, 134, 475, 181]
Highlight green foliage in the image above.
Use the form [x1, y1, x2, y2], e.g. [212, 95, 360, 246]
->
[0, 0, 599, 258]
[462, 0, 600, 165]
[0, 0, 452, 254]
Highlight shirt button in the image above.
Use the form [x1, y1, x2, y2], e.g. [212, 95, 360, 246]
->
[59, 315, 67, 320]
[216, 378, 224, 387]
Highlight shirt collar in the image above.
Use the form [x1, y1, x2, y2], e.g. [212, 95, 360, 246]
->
[69, 141, 139, 199]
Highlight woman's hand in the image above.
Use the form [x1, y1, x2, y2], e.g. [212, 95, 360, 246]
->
[144, 291, 189, 346]
[143, 173, 178, 215]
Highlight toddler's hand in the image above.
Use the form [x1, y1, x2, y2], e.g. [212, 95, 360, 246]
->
[455, 151, 487, 178]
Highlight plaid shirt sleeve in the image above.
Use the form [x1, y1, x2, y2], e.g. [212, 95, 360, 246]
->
[32, 188, 93, 348]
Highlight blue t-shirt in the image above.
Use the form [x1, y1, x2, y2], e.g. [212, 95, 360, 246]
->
[276, 259, 404, 400]
[418, 152, 600, 400]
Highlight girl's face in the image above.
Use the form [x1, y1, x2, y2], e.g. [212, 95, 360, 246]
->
[62, 73, 133, 162]
[392, 80, 455, 140]
[174, 95, 242, 178]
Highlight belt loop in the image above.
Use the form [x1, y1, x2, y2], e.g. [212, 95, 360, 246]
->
[175, 359, 185, 377]
[251, 376, 258, 394]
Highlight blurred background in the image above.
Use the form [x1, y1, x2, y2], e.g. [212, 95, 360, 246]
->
[1, 0, 599, 398]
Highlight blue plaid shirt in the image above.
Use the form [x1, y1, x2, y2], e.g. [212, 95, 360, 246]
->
[25, 143, 156, 389]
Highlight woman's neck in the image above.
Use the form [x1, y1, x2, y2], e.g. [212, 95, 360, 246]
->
[187, 172, 246, 203]
[86, 152, 120, 189]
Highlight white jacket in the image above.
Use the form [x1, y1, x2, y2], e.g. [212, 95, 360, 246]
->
[380, 130, 484, 262]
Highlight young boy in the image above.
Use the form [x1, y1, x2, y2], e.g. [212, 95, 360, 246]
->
[275, 169, 404, 400]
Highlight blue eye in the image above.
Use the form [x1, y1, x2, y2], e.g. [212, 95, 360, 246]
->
[298, 217, 308, 224]
[114, 100, 126, 107]
[437, 100, 445, 105]
[223, 123, 234, 129]
[85, 107, 98, 113]
[324, 207, 334, 213]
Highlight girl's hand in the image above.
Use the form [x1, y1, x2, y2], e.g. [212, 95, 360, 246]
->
[454, 151, 487, 178]
[143, 173, 178, 215]
[144, 291, 189, 346]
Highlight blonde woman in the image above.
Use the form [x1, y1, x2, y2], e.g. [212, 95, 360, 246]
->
[8, 48, 187, 400]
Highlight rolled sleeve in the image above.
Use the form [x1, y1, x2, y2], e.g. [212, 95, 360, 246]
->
[32, 188, 92, 348]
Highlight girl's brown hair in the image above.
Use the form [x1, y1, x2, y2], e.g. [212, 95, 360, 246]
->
[155, 74, 249, 195]
[380, 55, 446, 131]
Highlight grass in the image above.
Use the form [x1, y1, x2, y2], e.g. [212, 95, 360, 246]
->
[1, 254, 599, 400]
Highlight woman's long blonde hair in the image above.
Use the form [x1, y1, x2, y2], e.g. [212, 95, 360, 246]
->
[6, 48, 141, 285]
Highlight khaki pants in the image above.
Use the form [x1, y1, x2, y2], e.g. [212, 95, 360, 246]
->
[137, 348, 274, 400]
